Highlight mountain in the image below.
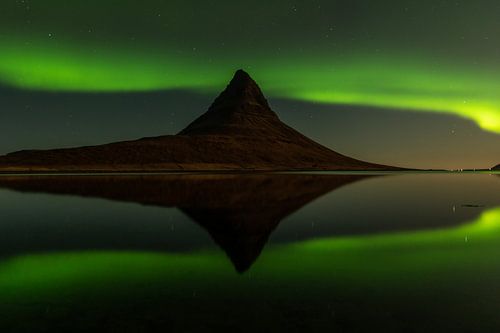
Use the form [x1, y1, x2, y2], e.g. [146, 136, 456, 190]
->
[0, 70, 398, 172]
[493, 164, 500, 170]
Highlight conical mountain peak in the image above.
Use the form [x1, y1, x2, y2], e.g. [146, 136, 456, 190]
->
[179, 69, 280, 136]
[231, 69, 253, 84]
[209, 69, 272, 112]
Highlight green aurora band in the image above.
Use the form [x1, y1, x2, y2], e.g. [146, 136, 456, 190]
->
[1, 206, 499, 299]
[2, 37, 500, 133]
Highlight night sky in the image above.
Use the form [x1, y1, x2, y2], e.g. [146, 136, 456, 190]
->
[1, 0, 500, 169]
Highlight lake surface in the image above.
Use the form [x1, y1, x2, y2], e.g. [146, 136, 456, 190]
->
[0, 172, 499, 332]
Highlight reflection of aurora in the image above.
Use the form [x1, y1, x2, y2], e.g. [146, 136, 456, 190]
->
[1, 38, 500, 133]
[1, 207, 499, 299]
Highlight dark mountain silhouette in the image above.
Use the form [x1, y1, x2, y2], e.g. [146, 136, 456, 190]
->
[0, 70, 398, 172]
[493, 164, 500, 170]
[0, 174, 370, 271]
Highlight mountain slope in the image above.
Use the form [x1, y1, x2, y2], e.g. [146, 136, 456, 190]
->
[0, 70, 398, 172]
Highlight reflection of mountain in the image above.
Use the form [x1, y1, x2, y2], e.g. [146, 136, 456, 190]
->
[0, 174, 370, 271]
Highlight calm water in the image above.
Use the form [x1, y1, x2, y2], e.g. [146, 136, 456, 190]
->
[0, 172, 499, 332]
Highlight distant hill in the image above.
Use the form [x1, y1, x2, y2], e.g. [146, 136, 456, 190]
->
[493, 164, 500, 170]
[0, 70, 398, 172]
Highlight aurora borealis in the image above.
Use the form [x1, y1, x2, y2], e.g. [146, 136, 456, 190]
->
[1, 206, 500, 331]
[2, 206, 500, 298]
[1, 0, 500, 168]
[3, 38, 500, 133]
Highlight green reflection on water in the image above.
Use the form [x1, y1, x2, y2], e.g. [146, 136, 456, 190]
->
[0, 207, 499, 301]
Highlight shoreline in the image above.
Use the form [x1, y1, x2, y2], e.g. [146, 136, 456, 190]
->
[0, 169, 497, 177]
